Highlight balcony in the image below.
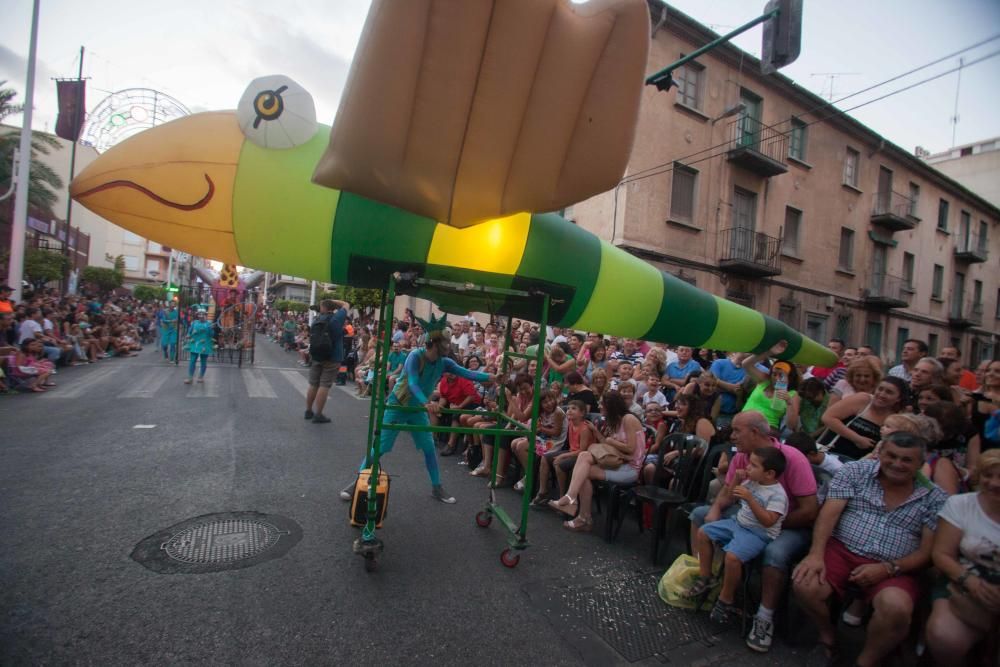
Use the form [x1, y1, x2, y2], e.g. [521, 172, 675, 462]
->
[862, 272, 911, 309]
[949, 299, 984, 328]
[870, 191, 919, 232]
[726, 117, 788, 177]
[718, 227, 782, 277]
[954, 232, 989, 263]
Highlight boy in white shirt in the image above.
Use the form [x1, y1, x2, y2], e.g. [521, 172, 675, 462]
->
[687, 446, 789, 624]
[639, 374, 669, 409]
[784, 431, 844, 475]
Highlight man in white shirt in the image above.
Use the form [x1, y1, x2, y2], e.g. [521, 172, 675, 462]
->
[888, 339, 927, 383]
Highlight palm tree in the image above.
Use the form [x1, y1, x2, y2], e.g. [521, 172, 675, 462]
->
[0, 80, 64, 219]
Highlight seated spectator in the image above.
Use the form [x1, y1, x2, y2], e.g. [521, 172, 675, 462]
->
[580, 341, 608, 382]
[564, 371, 599, 415]
[12, 339, 56, 392]
[710, 351, 747, 428]
[617, 379, 644, 421]
[642, 394, 715, 484]
[829, 357, 881, 407]
[917, 383, 956, 414]
[435, 368, 482, 457]
[689, 410, 818, 653]
[926, 449, 1000, 665]
[741, 340, 801, 433]
[639, 374, 669, 409]
[471, 373, 534, 485]
[532, 399, 593, 505]
[922, 400, 972, 495]
[968, 359, 1000, 469]
[819, 377, 907, 460]
[906, 357, 945, 412]
[785, 431, 843, 476]
[664, 346, 702, 400]
[682, 371, 722, 424]
[589, 367, 610, 406]
[549, 391, 645, 532]
[510, 389, 565, 491]
[796, 378, 829, 439]
[792, 432, 947, 667]
[687, 446, 788, 624]
[544, 342, 576, 391]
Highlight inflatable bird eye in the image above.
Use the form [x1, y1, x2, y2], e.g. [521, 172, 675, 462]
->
[237, 75, 318, 149]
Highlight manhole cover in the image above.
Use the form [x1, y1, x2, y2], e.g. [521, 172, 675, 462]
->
[131, 511, 302, 574]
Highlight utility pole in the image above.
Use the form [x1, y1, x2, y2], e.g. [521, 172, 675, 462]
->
[8, 0, 40, 303]
[57, 46, 86, 293]
[309, 280, 317, 325]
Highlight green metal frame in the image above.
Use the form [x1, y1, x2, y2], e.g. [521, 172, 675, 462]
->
[356, 272, 551, 561]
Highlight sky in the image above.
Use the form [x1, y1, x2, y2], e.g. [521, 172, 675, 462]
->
[1, 0, 999, 157]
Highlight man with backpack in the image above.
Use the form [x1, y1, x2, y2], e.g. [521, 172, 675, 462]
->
[304, 298, 350, 424]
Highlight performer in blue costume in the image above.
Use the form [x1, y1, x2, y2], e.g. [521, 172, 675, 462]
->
[184, 309, 216, 384]
[342, 315, 495, 504]
[159, 303, 178, 362]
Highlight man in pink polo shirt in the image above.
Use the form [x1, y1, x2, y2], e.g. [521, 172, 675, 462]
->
[690, 410, 818, 653]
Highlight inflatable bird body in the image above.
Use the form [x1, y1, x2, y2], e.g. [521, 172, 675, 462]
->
[71, 0, 837, 367]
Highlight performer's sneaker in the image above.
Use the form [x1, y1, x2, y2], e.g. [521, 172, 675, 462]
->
[304, 410, 314, 420]
[339, 482, 356, 501]
[311, 414, 331, 424]
[431, 485, 456, 504]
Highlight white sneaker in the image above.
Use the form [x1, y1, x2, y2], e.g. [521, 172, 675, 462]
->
[514, 477, 525, 492]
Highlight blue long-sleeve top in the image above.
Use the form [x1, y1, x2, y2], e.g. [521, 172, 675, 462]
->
[391, 347, 489, 407]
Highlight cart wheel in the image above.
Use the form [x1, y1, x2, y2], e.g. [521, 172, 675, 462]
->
[475, 511, 492, 528]
[363, 552, 377, 572]
[500, 548, 520, 568]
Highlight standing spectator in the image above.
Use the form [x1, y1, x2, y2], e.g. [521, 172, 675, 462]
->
[925, 449, 1000, 665]
[304, 299, 349, 424]
[809, 338, 846, 384]
[689, 411, 818, 653]
[710, 351, 747, 428]
[907, 357, 944, 411]
[0, 285, 14, 314]
[793, 432, 948, 667]
[939, 345, 979, 392]
[183, 309, 215, 384]
[888, 338, 927, 383]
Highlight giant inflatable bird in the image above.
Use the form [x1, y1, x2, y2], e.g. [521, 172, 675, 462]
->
[70, 0, 836, 367]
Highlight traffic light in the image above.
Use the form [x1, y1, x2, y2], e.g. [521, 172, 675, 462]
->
[761, 0, 802, 75]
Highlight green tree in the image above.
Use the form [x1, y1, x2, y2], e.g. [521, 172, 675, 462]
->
[0, 81, 64, 219]
[81, 266, 124, 295]
[133, 284, 167, 302]
[273, 299, 307, 313]
[328, 285, 381, 315]
[24, 248, 70, 288]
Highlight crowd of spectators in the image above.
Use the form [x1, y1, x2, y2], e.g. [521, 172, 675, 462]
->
[336, 311, 999, 665]
[0, 285, 149, 394]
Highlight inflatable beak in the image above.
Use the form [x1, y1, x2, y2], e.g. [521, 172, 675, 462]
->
[70, 112, 245, 264]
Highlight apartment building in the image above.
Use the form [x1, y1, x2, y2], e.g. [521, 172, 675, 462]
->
[923, 137, 1000, 210]
[570, 2, 999, 365]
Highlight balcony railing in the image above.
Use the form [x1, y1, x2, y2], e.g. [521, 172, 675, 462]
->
[718, 227, 782, 277]
[954, 231, 989, 263]
[862, 272, 910, 309]
[726, 116, 789, 177]
[870, 191, 919, 232]
[949, 299, 984, 328]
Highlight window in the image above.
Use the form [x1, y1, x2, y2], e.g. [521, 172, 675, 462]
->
[895, 327, 910, 366]
[960, 146, 973, 156]
[778, 299, 800, 327]
[145, 259, 160, 276]
[960, 210, 972, 246]
[783, 207, 801, 255]
[669, 163, 698, 223]
[902, 252, 915, 291]
[928, 333, 939, 357]
[733, 187, 757, 229]
[937, 199, 949, 231]
[789, 118, 807, 161]
[908, 182, 920, 218]
[974, 279, 983, 312]
[979, 221, 989, 253]
[123, 231, 143, 245]
[865, 320, 883, 352]
[147, 241, 163, 254]
[932, 264, 944, 299]
[674, 59, 704, 110]
[806, 313, 828, 343]
[835, 312, 852, 342]
[843, 147, 860, 188]
[838, 227, 855, 270]
[122, 255, 140, 271]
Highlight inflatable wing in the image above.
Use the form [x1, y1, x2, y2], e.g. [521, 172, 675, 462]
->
[70, 77, 835, 367]
[312, 0, 650, 228]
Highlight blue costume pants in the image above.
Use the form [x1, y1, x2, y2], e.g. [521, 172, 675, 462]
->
[188, 353, 208, 378]
[362, 406, 440, 486]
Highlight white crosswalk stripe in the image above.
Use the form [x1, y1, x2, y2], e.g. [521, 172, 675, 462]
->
[119, 367, 173, 398]
[241, 368, 277, 398]
[279, 369, 310, 398]
[40, 365, 118, 399]
[186, 372, 221, 398]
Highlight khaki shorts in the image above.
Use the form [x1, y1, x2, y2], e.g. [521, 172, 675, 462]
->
[309, 360, 339, 388]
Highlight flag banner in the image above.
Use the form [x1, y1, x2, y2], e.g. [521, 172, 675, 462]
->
[55, 80, 86, 141]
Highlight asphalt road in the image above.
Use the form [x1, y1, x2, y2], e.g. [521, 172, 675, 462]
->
[1, 338, 821, 666]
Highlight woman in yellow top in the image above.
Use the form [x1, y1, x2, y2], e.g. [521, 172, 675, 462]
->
[740, 340, 801, 433]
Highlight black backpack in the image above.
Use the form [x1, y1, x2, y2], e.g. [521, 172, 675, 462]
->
[309, 315, 334, 361]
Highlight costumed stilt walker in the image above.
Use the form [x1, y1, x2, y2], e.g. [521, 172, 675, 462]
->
[159, 303, 178, 362]
[341, 314, 497, 505]
[184, 309, 216, 384]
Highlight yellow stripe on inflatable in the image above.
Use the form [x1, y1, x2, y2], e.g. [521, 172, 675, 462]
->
[701, 296, 766, 351]
[426, 212, 531, 275]
[572, 241, 663, 337]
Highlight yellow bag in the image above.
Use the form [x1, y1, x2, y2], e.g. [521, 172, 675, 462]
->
[350, 468, 390, 529]
[657, 553, 722, 611]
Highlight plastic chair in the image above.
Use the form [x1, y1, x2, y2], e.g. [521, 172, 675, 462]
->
[631, 433, 708, 564]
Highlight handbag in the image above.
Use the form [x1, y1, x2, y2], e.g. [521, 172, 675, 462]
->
[589, 442, 626, 469]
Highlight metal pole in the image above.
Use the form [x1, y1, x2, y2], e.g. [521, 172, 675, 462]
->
[8, 0, 41, 303]
[61, 46, 84, 293]
[308, 280, 317, 325]
[166, 250, 173, 290]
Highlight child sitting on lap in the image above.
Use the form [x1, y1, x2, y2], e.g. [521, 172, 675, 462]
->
[686, 446, 788, 624]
